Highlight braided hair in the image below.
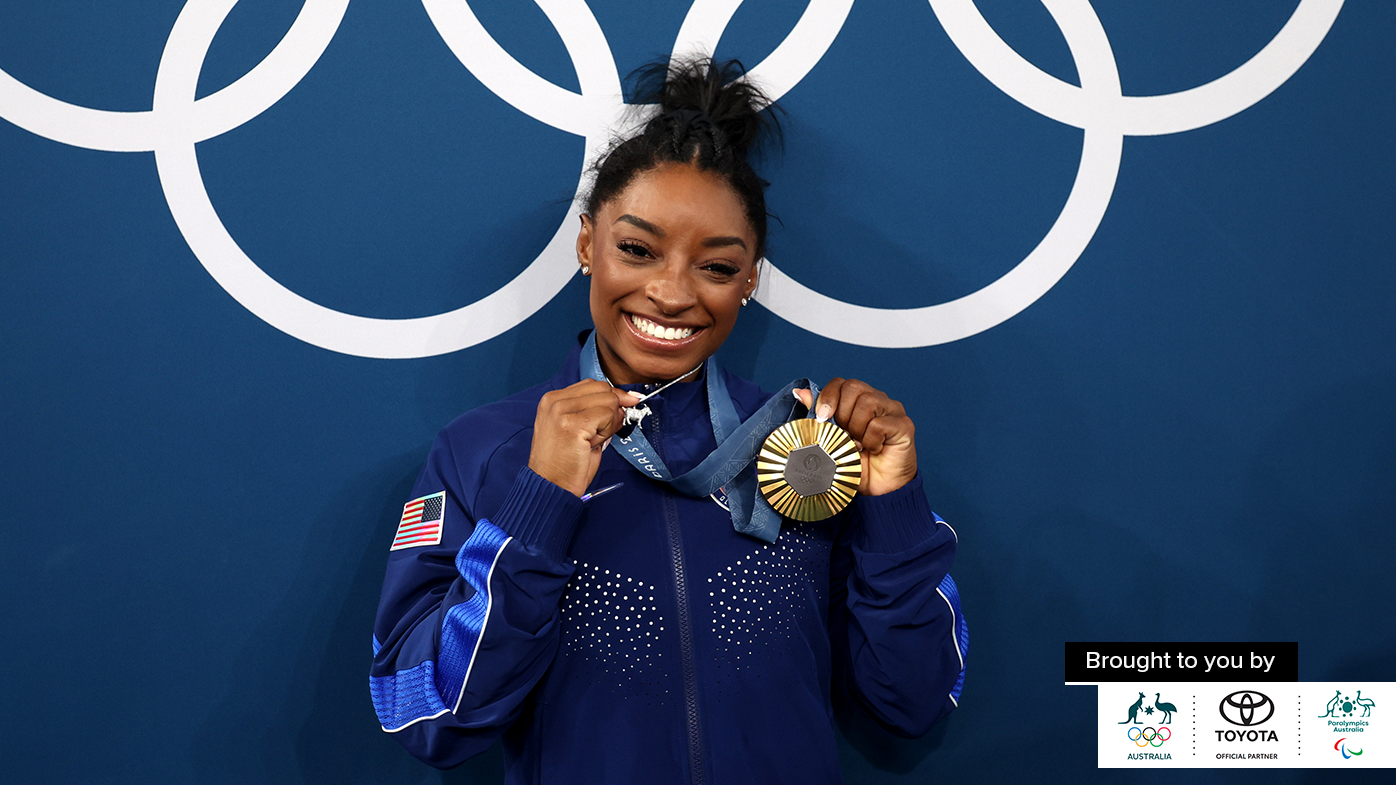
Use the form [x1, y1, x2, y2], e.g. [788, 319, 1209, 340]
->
[584, 57, 783, 261]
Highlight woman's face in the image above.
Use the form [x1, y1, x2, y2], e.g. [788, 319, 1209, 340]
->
[578, 163, 759, 385]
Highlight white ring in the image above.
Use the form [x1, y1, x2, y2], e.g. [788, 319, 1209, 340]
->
[0, 1, 1345, 355]
[0, 0, 349, 152]
[673, 0, 854, 104]
[145, 0, 622, 359]
[929, 0, 1345, 136]
[673, 0, 745, 60]
[754, 0, 1340, 347]
[743, 0, 854, 104]
[423, 0, 622, 136]
[758, 0, 1123, 347]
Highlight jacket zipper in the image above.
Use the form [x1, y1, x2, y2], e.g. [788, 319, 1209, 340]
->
[650, 409, 706, 784]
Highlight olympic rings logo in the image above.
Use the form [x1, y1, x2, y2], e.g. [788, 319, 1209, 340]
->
[0, 0, 1345, 358]
[1127, 726, 1171, 747]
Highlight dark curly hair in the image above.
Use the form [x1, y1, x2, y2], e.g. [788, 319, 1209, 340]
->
[583, 56, 783, 260]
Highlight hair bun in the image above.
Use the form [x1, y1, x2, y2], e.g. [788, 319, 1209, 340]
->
[634, 56, 780, 160]
[584, 55, 785, 260]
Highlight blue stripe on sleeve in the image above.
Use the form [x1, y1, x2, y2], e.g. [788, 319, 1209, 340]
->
[438, 520, 511, 712]
[370, 660, 449, 731]
[937, 573, 969, 703]
[369, 520, 512, 731]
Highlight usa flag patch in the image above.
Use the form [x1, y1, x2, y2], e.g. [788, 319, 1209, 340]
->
[391, 491, 446, 551]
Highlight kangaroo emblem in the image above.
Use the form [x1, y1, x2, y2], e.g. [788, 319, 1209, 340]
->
[1120, 692, 1146, 724]
[1320, 689, 1342, 718]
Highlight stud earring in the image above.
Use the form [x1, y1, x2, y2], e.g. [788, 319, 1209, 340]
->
[581, 265, 590, 275]
[741, 297, 749, 307]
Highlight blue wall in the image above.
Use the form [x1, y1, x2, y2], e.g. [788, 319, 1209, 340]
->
[2, 1, 1390, 782]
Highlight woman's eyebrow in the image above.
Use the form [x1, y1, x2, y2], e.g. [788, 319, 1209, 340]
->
[702, 236, 747, 250]
[614, 214, 747, 250]
[615, 214, 664, 236]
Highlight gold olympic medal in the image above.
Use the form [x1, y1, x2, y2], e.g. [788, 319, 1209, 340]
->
[756, 418, 862, 522]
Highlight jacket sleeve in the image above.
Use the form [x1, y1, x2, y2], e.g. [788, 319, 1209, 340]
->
[829, 473, 967, 738]
[369, 430, 582, 768]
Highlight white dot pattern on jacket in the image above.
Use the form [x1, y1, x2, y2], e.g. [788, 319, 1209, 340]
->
[559, 562, 665, 681]
[707, 522, 831, 696]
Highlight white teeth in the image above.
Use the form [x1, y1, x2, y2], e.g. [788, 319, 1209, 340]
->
[631, 315, 693, 341]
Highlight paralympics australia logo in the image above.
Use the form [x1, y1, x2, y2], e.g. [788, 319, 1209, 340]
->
[1319, 689, 1375, 719]
[0, 0, 1347, 358]
[1320, 688, 1374, 757]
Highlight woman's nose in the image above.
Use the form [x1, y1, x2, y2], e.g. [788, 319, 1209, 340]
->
[645, 263, 698, 314]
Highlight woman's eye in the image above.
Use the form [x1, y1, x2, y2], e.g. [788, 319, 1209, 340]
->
[617, 241, 652, 259]
[703, 262, 741, 277]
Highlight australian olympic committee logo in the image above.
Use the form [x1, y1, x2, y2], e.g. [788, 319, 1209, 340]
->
[0, 0, 1346, 358]
[1119, 691, 1178, 760]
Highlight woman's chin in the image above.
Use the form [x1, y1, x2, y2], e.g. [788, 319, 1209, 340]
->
[618, 354, 703, 384]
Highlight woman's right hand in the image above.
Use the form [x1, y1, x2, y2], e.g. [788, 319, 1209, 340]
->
[528, 380, 641, 497]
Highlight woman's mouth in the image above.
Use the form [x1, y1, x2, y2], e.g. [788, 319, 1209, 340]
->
[629, 314, 698, 342]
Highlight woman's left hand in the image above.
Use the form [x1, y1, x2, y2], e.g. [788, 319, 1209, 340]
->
[794, 379, 917, 496]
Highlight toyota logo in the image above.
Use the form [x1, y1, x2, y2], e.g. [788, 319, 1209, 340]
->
[1219, 691, 1274, 727]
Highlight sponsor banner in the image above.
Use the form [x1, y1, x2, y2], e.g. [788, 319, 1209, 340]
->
[1065, 642, 1299, 682]
[1091, 683, 1389, 769]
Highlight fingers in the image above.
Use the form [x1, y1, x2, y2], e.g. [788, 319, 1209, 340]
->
[815, 377, 847, 425]
[531, 380, 646, 495]
[542, 393, 624, 443]
[859, 413, 914, 455]
[803, 378, 919, 496]
[793, 387, 814, 412]
[813, 378, 840, 423]
[539, 381, 642, 438]
[816, 378, 904, 443]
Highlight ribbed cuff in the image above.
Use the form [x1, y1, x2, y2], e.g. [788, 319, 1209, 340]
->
[851, 473, 938, 554]
[490, 466, 584, 563]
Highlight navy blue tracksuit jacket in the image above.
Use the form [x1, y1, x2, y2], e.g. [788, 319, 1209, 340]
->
[370, 338, 967, 783]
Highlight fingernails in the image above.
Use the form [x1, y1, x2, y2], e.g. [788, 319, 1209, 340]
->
[603, 436, 612, 451]
[816, 403, 833, 423]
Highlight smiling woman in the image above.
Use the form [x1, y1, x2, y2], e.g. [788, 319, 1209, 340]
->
[580, 163, 757, 385]
[369, 57, 968, 784]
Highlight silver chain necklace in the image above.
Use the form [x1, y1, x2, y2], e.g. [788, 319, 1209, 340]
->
[605, 363, 704, 427]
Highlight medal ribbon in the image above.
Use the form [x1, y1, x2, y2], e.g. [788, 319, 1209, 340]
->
[580, 332, 818, 543]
